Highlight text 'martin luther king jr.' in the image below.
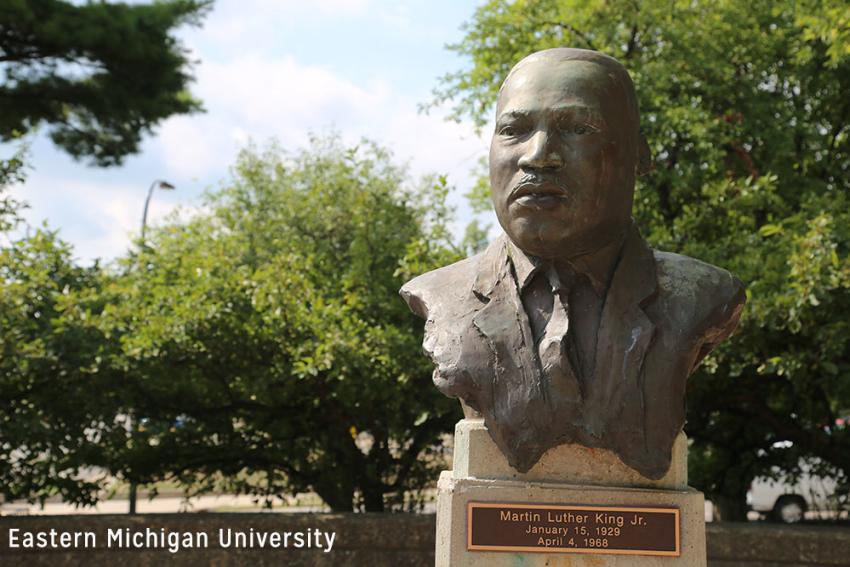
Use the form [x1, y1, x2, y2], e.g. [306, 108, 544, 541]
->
[400, 48, 746, 480]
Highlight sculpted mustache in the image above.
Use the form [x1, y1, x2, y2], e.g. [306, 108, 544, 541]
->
[509, 174, 570, 198]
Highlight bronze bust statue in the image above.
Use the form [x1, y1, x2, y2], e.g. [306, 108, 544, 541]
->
[400, 48, 746, 480]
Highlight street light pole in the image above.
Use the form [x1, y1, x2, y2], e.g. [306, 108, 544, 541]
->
[130, 179, 175, 514]
[141, 179, 175, 244]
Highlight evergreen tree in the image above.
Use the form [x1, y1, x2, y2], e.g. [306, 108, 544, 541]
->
[0, 0, 210, 166]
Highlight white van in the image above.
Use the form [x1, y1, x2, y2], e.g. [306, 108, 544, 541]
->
[747, 469, 840, 523]
[747, 434, 849, 524]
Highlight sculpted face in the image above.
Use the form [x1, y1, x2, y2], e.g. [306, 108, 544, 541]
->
[489, 51, 639, 259]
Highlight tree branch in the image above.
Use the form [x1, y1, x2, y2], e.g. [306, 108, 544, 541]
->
[535, 20, 597, 51]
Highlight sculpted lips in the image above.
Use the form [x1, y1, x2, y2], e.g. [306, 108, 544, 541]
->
[509, 175, 570, 208]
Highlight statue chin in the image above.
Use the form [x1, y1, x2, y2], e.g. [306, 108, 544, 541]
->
[501, 216, 627, 261]
[504, 231, 568, 260]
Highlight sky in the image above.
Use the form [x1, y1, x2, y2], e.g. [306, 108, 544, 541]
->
[7, 0, 495, 264]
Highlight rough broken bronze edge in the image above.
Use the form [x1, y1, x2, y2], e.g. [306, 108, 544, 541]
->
[466, 501, 681, 557]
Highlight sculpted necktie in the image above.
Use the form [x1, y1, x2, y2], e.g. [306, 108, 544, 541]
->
[539, 267, 568, 369]
[538, 267, 582, 399]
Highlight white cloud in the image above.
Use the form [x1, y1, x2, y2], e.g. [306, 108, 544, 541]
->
[199, 56, 389, 131]
[157, 53, 487, 191]
[14, 52, 487, 264]
[157, 55, 391, 179]
[273, 0, 372, 15]
[198, 0, 374, 52]
[157, 119, 222, 180]
[383, 108, 485, 178]
[9, 176, 183, 263]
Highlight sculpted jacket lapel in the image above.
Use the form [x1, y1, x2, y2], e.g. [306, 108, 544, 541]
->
[464, 229, 658, 470]
[587, 225, 658, 438]
[470, 237, 551, 456]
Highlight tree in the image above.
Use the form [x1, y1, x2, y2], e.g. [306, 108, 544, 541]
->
[0, 143, 27, 232]
[94, 135, 462, 511]
[0, 0, 212, 507]
[432, 0, 850, 519]
[0, 226, 126, 507]
[0, 0, 210, 166]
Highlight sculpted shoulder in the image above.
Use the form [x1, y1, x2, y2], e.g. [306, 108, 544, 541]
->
[399, 253, 483, 320]
[652, 250, 746, 345]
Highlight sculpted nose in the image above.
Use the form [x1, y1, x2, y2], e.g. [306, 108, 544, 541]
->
[518, 130, 563, 171]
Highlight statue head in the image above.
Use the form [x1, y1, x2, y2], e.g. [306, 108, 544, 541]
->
[489, 48, 644, 259]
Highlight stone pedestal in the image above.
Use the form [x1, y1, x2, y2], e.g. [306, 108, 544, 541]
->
[436, 419, 707, 566]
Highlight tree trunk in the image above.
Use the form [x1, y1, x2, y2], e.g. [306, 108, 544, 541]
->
[713, 493, 749, 522]
[362, 486, 385, 512]
[314, 481, 354, 512]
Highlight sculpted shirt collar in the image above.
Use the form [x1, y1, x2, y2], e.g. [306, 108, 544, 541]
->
[505, 234, 625, 296]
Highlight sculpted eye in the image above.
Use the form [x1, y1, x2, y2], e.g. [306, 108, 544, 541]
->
[560, 121, 599, 136]
[499, 125, 519, 136]
[574, 123, 600, 135]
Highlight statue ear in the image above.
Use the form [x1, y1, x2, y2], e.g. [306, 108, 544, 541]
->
[637, 133, 653, 176]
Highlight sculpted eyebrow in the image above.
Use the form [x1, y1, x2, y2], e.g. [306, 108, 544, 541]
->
[496, 110, 532, 124]
[496, 106, 606, 127]
[550, 105, 605, 125]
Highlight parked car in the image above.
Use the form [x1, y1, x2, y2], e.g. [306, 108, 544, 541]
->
[747, 472, 837, 523]
[747, 424, 848, 523]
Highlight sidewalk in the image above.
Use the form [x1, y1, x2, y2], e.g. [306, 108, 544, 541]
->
[1, 494, 329, 516]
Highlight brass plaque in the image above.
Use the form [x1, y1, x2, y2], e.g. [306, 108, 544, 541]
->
[467, 502, 680, 556]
